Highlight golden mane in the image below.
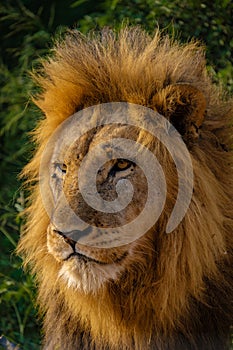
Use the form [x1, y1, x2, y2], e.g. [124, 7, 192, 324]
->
[18, 27, 233, 349]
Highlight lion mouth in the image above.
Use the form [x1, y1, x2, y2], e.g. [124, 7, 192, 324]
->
[64, 252, 109, 264]
[64, 250, 128, 265]
[48, 226, 129, 265]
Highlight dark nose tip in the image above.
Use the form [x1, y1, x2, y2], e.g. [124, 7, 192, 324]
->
[53, 229, 77, 250]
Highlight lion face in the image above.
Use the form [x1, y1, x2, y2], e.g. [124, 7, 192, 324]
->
[46, 123, 151, 293]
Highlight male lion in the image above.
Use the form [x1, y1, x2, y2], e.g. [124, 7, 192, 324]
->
[18, 27, 233, 349]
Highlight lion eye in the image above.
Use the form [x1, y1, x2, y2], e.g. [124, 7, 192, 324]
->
[56, 163, 67, 174]
[114, 159, 132, 171]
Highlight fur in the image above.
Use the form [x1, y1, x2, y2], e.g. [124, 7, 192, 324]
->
[17, 27, 233, 349]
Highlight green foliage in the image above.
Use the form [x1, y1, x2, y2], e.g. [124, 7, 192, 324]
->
[0, 199, 40, 349]
[0, 0, 232, 348]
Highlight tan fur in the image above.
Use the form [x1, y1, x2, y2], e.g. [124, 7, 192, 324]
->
[17, 27, 233, 349]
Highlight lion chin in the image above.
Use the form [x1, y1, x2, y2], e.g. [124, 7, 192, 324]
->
[58, 258, 124, 294]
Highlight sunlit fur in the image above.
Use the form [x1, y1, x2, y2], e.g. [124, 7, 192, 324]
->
[17, 27, 233, 349]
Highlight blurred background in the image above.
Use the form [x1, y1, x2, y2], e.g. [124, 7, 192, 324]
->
[0, 0, 232, 348]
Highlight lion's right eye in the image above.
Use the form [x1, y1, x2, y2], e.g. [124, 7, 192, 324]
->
[55, 163, 67, 174]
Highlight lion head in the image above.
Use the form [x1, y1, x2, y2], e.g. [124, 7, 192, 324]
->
[18, 27, 233, 349]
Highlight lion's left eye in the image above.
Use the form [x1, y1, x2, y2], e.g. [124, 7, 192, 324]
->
[113, 159, 132, 172]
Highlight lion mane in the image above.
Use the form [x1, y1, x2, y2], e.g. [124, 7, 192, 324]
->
[18, 27, 233, 349]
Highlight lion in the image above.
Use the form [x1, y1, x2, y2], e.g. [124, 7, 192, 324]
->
[17, 27, 233, 349]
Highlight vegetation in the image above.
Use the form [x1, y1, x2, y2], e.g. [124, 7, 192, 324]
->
[0, 1, 232, 348]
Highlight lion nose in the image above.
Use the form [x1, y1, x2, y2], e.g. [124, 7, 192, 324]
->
[52, 223, 93, 240]
[63, 235, 77, 250]
[52, 227, 77, 250]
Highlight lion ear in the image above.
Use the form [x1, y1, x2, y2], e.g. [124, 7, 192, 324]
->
[152, 84, 206, 141]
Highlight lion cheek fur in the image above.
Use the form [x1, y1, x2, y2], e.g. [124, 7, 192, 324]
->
[47, 228, 74, 261]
